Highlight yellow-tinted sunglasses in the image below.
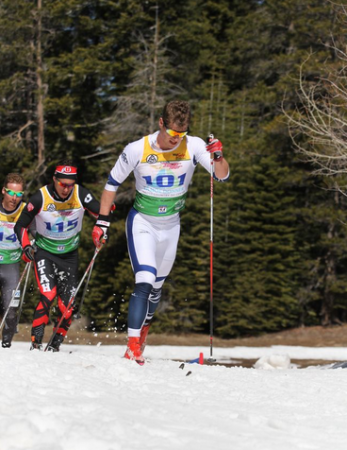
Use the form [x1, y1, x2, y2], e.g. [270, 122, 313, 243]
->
[163, 121, 188, 138]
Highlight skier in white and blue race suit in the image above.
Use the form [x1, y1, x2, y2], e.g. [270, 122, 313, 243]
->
[92, 100, 230, 364]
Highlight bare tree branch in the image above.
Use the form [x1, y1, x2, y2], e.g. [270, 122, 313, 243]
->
[285, 49, 347, 185]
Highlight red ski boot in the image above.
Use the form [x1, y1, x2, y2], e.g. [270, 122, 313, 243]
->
[124, 337, 145, 366]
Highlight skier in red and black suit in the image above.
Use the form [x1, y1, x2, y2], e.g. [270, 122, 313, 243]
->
[14, 160, 100, 351]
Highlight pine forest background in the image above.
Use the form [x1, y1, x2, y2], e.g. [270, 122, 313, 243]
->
[1, 0, 347, 338]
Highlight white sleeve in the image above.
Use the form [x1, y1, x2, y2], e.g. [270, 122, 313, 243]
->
[104, 138, 144, 192]
[188, 136, 211, 172]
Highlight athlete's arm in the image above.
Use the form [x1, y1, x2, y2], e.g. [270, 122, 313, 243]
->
[78, 185, 100, 218]
[206, 137, 230, 179]
[213, 157, 229, 179]
[14, 191, 42, 247]
[92, 144, 140, 248]
[99, 189, 116, 216]
[98, 141, 142, 215]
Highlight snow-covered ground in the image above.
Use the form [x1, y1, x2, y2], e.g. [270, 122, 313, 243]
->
[1, 342, 347, 450]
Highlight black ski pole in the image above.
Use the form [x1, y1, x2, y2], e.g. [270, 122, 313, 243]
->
[15, 261, 32, 333]
[0, 262, 31, 333]
[44, 246, 102, 351]
[73, 258, 95, 320]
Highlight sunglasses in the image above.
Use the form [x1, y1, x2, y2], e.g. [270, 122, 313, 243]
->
[56, 180, 75, 189]
[4, 188, 24, 198]
[163, 121, 188, 138]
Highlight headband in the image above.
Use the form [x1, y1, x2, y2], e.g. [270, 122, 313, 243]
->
[54, 165, 78, 180]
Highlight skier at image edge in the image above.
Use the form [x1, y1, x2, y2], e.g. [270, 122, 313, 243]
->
[14, 161, 100, 352]
[92, 100, 230, 365]
[0, 173, 27, 348]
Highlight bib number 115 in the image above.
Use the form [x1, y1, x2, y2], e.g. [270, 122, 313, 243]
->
[44, 218, 78, 232]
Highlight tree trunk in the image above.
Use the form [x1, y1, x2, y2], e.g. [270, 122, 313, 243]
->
[149, 5, 159, 134]
[36, 0, 45, 168]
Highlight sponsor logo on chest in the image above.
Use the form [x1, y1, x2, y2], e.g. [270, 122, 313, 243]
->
[172, 152, 186, 159]
[146, 154, 158, 164]
[47, 203, 56, 212]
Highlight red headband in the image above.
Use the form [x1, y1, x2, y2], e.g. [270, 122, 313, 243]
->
[55, 165, 78, 175]
[54, 165, 78, 180]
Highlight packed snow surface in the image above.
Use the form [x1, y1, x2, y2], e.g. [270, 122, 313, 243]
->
[1, 342, 347, 450]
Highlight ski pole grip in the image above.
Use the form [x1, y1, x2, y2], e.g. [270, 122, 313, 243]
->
[206, 133, 214, 144]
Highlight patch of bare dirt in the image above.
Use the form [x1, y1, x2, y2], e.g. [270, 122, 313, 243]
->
[13, 322, 347, 348]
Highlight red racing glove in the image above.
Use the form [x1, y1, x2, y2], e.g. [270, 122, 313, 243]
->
[206, 137, 223, 161]
[92, 214, 110, 249]
[22, 245, 35, 263]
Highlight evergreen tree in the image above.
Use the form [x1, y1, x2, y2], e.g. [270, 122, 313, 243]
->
[2, 0, 347, 337]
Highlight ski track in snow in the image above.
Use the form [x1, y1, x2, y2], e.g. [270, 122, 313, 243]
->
[1, 342, 347, 450]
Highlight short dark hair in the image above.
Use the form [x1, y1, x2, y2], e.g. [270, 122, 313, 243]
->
[3, 173, 25, 189]
[162, 101, 191, 128]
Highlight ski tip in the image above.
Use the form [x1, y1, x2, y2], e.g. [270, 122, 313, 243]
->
[207, 357, 217, 364]
[330, 361, 347, 369]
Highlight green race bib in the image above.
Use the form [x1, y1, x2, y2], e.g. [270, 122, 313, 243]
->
[133, 192, 186, 216]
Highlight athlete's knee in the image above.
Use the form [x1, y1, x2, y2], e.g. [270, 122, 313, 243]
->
[132, 282, 153, 299]
[36, 296, 53, 315]
[57, 296, 74, 320]
[129, 283, 153, 315]
[7, 308, 17, 320]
